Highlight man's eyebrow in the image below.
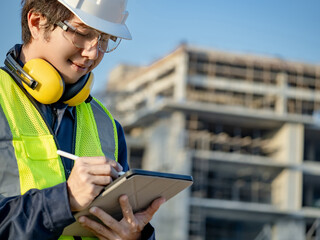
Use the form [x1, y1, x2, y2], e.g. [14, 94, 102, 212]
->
[73, 21, 106, 34]
[71, 21, 113, 38]
[72, 22, 90, 29]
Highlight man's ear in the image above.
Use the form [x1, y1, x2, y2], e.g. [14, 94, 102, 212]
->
[27, 10, 47, 40]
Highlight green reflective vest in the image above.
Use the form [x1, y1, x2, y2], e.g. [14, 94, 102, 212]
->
[0, 69, 118, 239]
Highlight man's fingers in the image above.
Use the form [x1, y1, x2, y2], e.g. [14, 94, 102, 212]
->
[87, 207, 123, 233]
[76, 157, 121, 179]
[77, 197, 166, 239]
[87, 164, 119, 179]
[141, 197, 166, 222]
[78, 215, 113, 239]
[80, 156, 123, 172]
[119, 195, 135, 223]
[80, 156, 110, 165]
[92, 175, 113, 186]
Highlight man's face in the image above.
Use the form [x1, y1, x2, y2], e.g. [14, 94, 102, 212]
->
[35, 16, 105, 84]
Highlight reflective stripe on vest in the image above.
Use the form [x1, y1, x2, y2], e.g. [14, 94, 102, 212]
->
[0, 69, 117, 239]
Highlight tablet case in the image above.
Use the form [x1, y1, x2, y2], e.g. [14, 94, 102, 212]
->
[63, 169, 193, 237]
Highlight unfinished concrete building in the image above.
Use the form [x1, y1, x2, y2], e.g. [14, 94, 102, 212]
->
[101, 44, 320, 240]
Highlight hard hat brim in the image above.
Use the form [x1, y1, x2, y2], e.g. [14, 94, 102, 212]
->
[58, 0, 132, 40]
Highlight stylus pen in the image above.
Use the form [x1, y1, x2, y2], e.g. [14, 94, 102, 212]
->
[57, 150, 125, 176]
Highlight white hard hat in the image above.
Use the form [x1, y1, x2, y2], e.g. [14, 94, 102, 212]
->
[58, 0, 132, 40]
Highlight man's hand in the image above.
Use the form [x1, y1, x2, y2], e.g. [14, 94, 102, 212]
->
[67, 156, 123, 212]
[78, 195, 166, 240]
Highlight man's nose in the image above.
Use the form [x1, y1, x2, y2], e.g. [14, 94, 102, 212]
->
[82, 41, 99, 60]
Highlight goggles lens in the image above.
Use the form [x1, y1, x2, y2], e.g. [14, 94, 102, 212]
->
[57, 21, 121, 53]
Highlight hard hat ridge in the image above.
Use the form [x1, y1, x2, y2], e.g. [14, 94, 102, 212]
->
[58, 0, 132, 40]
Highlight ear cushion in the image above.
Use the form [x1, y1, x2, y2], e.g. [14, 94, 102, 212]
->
[22, 59, 65, 104]
[62, 72, 94, 106]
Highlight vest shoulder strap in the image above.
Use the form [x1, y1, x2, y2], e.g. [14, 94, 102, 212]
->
[75, 97, 118, 162]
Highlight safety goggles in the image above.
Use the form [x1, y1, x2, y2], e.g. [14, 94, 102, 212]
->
[56, 21, 121, 53]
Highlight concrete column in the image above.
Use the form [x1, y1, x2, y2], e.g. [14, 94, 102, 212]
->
[275, 73, 288, 115]
[272, 169, 302, 211]
[268, 123, 305, 239]
[270, 123, 304, 210]
[142, 112, 191, 240]
[272, 218, 305, 240]
[174, 48, 189, 101]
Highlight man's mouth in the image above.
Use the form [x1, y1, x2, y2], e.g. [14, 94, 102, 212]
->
[69, 60, 90, 72]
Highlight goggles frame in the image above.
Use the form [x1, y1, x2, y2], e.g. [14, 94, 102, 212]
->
[56, 21, 121, 53]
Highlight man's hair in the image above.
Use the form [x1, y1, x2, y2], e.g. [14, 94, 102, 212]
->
[21, 0, 73, 43]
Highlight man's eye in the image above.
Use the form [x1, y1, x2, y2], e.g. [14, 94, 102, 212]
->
[101, 36, 110, 42]
[101, 39, 109, 45]
[76, 31, 90, 37]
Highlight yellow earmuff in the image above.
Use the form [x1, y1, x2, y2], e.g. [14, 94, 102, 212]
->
[4, 46, 94, 106]
[22, 59, 64, 105]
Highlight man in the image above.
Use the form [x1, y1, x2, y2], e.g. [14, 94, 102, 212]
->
[0, 0, 165, 239]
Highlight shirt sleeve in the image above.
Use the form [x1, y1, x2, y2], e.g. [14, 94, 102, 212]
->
[114, 120, 156, 240]
[0, 182, 75, 240]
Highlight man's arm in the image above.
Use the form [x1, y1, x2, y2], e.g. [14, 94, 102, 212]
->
[0, 182, 74, 240]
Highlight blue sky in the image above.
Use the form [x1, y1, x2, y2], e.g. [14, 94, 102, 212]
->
[0, 1, 319, 93]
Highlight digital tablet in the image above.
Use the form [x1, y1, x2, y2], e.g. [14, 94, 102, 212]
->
[63, 169, 193, 237]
